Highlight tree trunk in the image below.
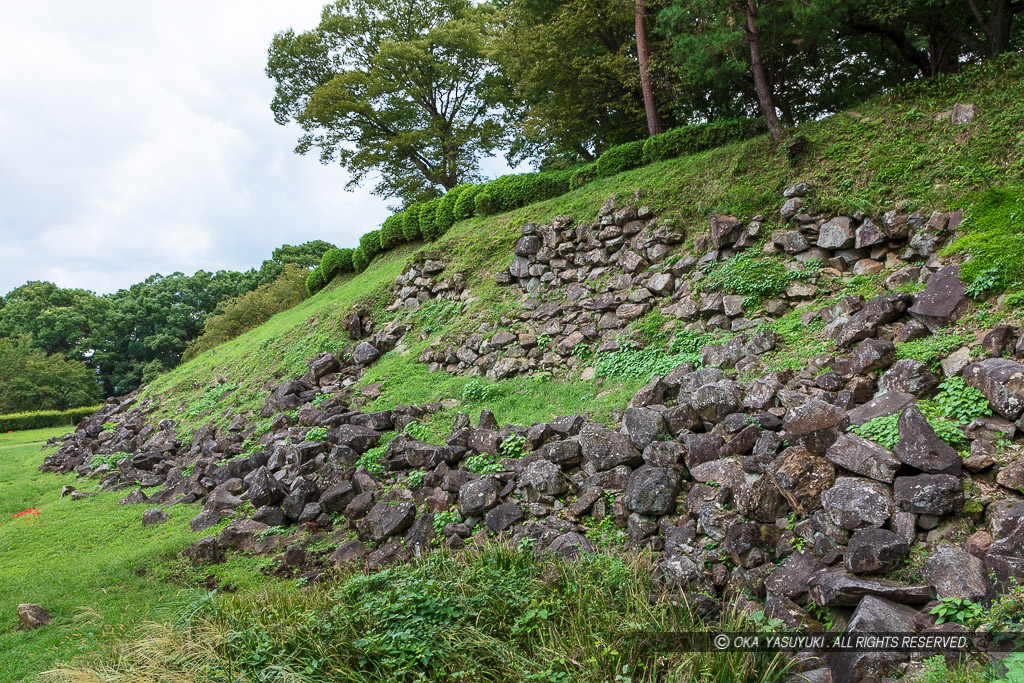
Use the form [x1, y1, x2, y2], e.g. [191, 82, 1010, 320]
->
[635, 0, 662, 136]
[986, 0, 1014, 56]
[743, 0, 784, 140]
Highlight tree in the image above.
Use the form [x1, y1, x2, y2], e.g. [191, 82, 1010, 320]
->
[181, 264, 310, 362]
[89, 271, 263, 394]
[491, 0, 679, 167]
[636, 0, 663, 136]
[0, 281, 110, 360]
[267, 0, 505, 203]
[0, 336, 101, 413]
[738, 0, 783, 139]
[270, 241, 338, 270]
[658, 0, 918, 126]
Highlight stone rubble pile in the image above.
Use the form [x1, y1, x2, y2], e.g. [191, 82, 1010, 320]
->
[38, 180, 1024, 683]
[419, 186, 960, 381]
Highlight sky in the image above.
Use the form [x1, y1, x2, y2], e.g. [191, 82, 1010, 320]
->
[0, 1, 521, 296]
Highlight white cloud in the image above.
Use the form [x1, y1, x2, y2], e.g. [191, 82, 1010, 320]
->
[0, 1, 520, 295]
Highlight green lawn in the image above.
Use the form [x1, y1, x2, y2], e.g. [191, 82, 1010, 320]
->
[0, 428, 227, 682]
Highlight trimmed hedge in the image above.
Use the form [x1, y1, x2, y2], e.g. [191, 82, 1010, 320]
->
[351, 247, 369, 272]
[474, 170, 573, 216]
[359, 230, 383, 259]
[569, 162, 598, 189]
[454, 185, 482, 219]
[402, 204, 423, 241]
[642, 118, 764, 164]
[380, 214, 405, 250]
[306, 266, 327, 296]
[298, 117, 764, 298]
[595, 140, 646, 178]
[0, 406, 102, 432]
[321, 248, 353, 278]
[433, 186, 464, 237]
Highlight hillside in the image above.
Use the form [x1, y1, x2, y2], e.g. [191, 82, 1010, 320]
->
[9, 54, 1024, 683]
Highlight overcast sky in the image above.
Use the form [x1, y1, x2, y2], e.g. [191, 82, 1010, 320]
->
[0, 1, 520, 296]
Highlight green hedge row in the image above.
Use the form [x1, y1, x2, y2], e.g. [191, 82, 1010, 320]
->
[0, 406, 102, 432]
[304, 118, 763, 295]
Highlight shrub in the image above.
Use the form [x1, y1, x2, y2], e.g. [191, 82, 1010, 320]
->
[0, 406, 102, 432]
[418, 197, 442, 241]
[594, 345, 695, 381]
[351, 247, 369, 272]
[320, 248, 353, 279]
[186, 264, 313, 358]
[453, 184, 481, 219]
[931, 377, 992, 424]
[359, 230, 383, 259]
[433, 186, 464, 237]
[569, 162, 598, 189]
[305, 266, 327, 296]
[402, 203, 423, 241]
[594, 140, 645, 178]
[380, 213, 405, 250]
[895, 331, 973, 369]
[642, 118, 764, 164]
[475, 170, 572, 215]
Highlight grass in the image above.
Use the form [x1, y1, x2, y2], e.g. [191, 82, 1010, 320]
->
[0, 427, 271, 682]
[141, 54, 1024, 434]
[42, 544, 796, 683]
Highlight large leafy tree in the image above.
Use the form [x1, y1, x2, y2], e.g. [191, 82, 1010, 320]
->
[491, 0, 680, 167]
[267, 0, 505, 203]
[88, 271, 265, 394]
[0, 281, 110, 360]
[658, 0, 919, 127]
[0, 336, 101, 413]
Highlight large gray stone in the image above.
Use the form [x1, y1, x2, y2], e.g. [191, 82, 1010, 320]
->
[893, 474, 963, 516]
[782, 397, 849, 455]
[963, 358, 1024, 420]
[825, 433, 901, 483]
[359, 501, 417, 542]
[922, 544, 987, 601]
[624, 466, 683, 516]
[579, 424, 642, 471]
[893, 403, 962, 475]
[821, 477, 896, 529]
[908, 265, 967, 331]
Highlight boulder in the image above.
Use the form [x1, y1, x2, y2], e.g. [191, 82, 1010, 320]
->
[893, 474, 963, 516]
[359, 501, 416, 542]
[519, 459, 569, 501]
[844, 528, 909, 573]
[825, 433, 901, 483]
[880, 360, 939, 398]
[17, 604, 52, 630]
[907, 265, 967, 330]
[892, 403, 962, 475]
[963, 358, 1024, 420]
[485, 501, 524, 533]
[549, 532, 595, 559]
[830, 596, 921, 683]
[247, 466, 286, 508]
[691, 381, 741, 423]
[352, 341, 382, 365]
[217, 519, 270, 551]
[769, 446, 836, 515]
[621, 407, 667, 451]
[821, 477, 896, 529]
[782, 397, 849, 455]
[624, 466, 683, 516]
[922, 544, 987, 601]
[833, 294, 912, 347]
[809, 568, 931, 607]
[330, 540, 367, 567]
[578, 424, 642, 471]
[817, 217, 855, 249]
[847, 391, 916, 426]
[459, 477, 502, 517]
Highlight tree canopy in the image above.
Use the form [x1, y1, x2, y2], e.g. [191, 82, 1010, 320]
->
[267, 0, 506, 203]
[0, 336, 101, 414]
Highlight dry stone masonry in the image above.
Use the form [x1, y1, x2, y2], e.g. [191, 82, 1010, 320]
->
[37, 181, 1024, 682]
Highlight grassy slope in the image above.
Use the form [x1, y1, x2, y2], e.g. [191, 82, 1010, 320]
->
[144, 55, 1024, 434]
[0, 428, 276, 682]
[7, 54, 1024, 683]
